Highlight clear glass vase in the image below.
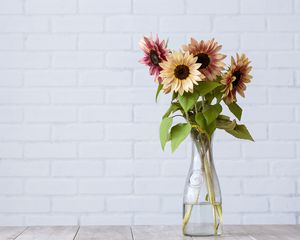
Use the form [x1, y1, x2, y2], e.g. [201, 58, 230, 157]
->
[182, 129, 222, 236]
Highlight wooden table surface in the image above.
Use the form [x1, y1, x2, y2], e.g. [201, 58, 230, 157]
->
[1, 225, 299, 240]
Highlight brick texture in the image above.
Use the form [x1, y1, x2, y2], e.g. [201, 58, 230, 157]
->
[0, 0, 299, 226]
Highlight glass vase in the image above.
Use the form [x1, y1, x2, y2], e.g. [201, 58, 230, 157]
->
[182, 129, 222, 236]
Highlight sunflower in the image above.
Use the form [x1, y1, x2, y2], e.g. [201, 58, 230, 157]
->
[182, 38, 226, 81]
[221, 53, 252, 104]
[159, 51, 202, 96]
[139, 34, 169, 83]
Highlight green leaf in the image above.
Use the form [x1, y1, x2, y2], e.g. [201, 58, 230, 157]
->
[195, 112, 207, 131]
[162, 103, 180, 119]
[170, 123, 191, 152]
[203, 103, 222, 125]
[155, 83, 163, 102]
[178, 91, 199, 113]
[206, 120, 216, 137]
[194, 81, 221, 96]
[227, 102, 242, 121]
[226, 124, 254, 141]
[218, 114, 230, 121]
[216, 118, 236, 131]
[160, 117, 173, 150]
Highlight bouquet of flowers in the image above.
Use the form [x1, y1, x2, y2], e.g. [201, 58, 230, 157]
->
[139, 34, 254, 235]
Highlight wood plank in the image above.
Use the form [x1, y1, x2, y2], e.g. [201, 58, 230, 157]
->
[75, 226, 132, 240]
[15, 226, 79, 240]
[132, 225, 192, 240]
[0, 227, 27, 240]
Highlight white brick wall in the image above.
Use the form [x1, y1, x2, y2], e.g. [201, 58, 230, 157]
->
[0, 0, 298, 226]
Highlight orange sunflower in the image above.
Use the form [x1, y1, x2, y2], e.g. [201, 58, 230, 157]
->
[221, 53, 252, 104]
[182, 38, 226, 81]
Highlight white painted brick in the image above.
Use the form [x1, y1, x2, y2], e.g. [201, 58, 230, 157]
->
[79, 0, 131, 13]
[161, 196, 181, 213]
[0, 160, 49, 177]
[160, 16, 211, 32]
[252, 70, 293, 86]
[0, 71, 23, 87]
[223, 214, 242, 224]
[269, 88, 300, 103]
[269, 53, 300, 68]
[134, 213, 181, 225]
[0, 0, 23, 14]
[0, 107, 22, 123]
[133, 69, 154, 86]
[241, 33, 293, 50]
[79, 34, 131, 50]
[241, 0, 293, 14]
[134, 105, 166, 122]
[105, 88, 154, 104]
[297, 34, 300, 50]
[219, 178, 241, 195]
[25, 179, 77, 195]
[24, 143, 77, 159]
[298, 179, 300, 194]
[217, 161, 269, 177]
[0, 16, 48, 33]
[105, 160, 134, 177]
[25, 34, 76, 50]
[244, 52, 267, 69]
[79, 70, 131, 87]
[52, 16, 103, 33]
[0, 215, 23, 226]
[271, 160, 300, 176]
[106, 52, 141, 68]
[268, 17, 300, 31]
[270, 124, 300, 140]
[243, 214, 296, 224]
[52, 160, 104, 177]
[271, 197, 300, 212]
[161, 160, 188, 177]
[0, 90, 49, 105]
[214, 142, 241, 159]
[134, 161, 161, 177]
[50, 89, 104, 105]
[52, 196, 104, 213]
[25, 0, 76, 14]
[107, 196, 160, 212]
[0, 143, 23, 158]
[187, 0, 238, 14]
[25, 215, 78, 226]
[24, 70, 76, 87]
[79, 142, 132, 158]
[0, 52, 49, 69]
[79, 178, 132, 194]
[25, 107, 77, 123]
[0, 197, 50, 213]
[80, 214, 132, 225]
[0, 34, 23, 50]
[52, 52, 104, 69]
[0, 124, 50, 141]
[134, 0, 184, 14]
[135, 178, 184, 194]
[134, 142, 186, 159]
[243, 142, 295, 159]
[53, 124, 104, 141]
[0, 179, 23, 194]
[79, 106, 132, 122]
[244, 178, 295, 195]
[106, 16, 157, 32]
[214, 16, 265, 32]
[223, 196, 268, 213]
[242, 106, 294, 122]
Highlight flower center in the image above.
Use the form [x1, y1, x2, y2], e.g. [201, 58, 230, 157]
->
[150, 50, 160, 66]
[232, 70, 242, 87]
[196, 53, 210, 69]
[174, 64, 190, 80]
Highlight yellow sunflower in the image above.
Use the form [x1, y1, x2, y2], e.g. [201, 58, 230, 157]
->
[221, 53, 252, 104]
[182, 38, 226, 81]
[159, 51, 202, 96]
